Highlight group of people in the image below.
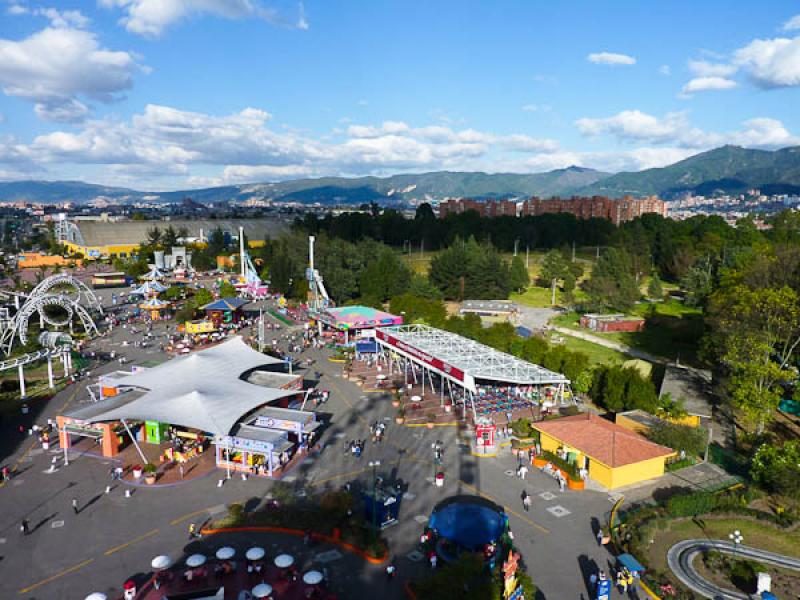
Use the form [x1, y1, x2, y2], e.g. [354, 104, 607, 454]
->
[370, 421, 386, 443]
[346, 439, 365, 458]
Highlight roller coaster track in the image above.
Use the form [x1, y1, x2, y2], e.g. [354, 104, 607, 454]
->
[667, 539, 800, 599]
[0, 348, 62, 372]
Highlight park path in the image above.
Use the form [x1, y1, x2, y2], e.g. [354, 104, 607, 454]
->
[551, 325, 667, 364]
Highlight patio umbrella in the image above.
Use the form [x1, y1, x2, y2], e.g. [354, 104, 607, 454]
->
[186, 554, 206, 567]
[216, 546, 235, 560]
[151, 555, 172, 570]
[252, 583, 273, 598]
[246, 547, 265, 561]
[85, 594, 107, 600]
[303, 570, 323, 585]
[274, 554, 294, 568]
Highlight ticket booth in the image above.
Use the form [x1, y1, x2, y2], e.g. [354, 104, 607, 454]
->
[475, 417, 496, 450]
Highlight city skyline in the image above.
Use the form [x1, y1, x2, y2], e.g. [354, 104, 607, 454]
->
[1, 0, 799, 190]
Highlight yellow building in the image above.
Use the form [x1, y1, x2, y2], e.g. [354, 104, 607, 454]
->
[533, 413, 674, 490]
[17, 252, 82, 268]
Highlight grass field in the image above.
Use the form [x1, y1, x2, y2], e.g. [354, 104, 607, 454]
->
[551, 299, 704, 365]
[548, 332, 630, 366]
[645, 517, 800, 574]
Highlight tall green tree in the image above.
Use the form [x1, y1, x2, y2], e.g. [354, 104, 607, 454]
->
[359, 248, 411, 304]
[647, 272, 664, 300]
[539, 250, 568, 306]
[508, 255, 530, 293]
[706, 285, 800, 432]
[583, 248, 640, 312]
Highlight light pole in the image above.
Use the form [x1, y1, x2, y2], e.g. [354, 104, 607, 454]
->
[369, 460, 381, 531]
[729, 530, 743, 559]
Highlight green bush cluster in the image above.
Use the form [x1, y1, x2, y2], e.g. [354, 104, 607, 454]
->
[665, 491, 717, 517]
[540, 450, 581, 481]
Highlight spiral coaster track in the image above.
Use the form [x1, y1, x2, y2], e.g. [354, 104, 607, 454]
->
[0, 273, 104, 356]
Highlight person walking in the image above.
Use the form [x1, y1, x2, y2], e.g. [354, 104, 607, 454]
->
[385, 562, 396, 582]
[521, 490, 531, 512]
[518, 464, 528, 480]
[20, 518, 29, 535]
[72, 497, 79, 514]
[179, 464, 184, 479]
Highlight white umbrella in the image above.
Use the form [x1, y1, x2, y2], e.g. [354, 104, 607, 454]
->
[85, 594, 107, 600]
[303, 570, 323, 585]
[216, 546, 235, 560]
[246, 547, 265, 561]
[274, 553, 294, 568]
[151, 555, 172, 570]
[252, 583, 273, 598]
[186, 554, 206, 567]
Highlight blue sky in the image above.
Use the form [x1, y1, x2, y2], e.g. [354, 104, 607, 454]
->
[0, 0, 799, 190]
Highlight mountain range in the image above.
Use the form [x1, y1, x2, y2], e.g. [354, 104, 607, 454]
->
[2, 145, 800, 206]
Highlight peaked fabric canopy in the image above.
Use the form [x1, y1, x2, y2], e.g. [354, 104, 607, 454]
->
[201, 297, 250, 311]
[69, 337, 297, 436]
[131, 280, 167, 295]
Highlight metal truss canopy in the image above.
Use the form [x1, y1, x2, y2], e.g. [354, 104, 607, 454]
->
[379, 324, 569, 386]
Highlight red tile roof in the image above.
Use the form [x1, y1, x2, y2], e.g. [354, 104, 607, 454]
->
[533, 413, 673, 468]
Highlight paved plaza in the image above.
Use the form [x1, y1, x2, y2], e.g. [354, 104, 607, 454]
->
[0, 295, 630, 599]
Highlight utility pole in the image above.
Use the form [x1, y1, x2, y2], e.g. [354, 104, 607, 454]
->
[526, 245, 530, 269]
[514, 239, 519, 257]
[572, 240, 576, 262]
[420, 239, 424, 259]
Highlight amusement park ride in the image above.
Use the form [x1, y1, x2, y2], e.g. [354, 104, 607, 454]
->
[0, 274, 103, 398]
[231, 226, 269, 299]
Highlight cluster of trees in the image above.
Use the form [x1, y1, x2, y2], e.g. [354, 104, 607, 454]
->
[588, 364, 659, 413]
[750, 439, 800, 497]
[295, 203, 615, 252]
[428, 237, 529, 300]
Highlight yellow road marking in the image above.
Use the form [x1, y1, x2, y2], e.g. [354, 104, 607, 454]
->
[19, 558, 94, 594]
[461, 482, 550, 534]
[104, 528, 159, 556]
[170, 507, 212, 527]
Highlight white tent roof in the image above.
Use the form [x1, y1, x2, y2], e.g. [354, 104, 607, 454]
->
[68, 337, 299, 436]
[132, 281, 167, 295]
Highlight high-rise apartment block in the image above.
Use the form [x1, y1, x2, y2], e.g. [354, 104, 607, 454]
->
[438, 195, 666, 225]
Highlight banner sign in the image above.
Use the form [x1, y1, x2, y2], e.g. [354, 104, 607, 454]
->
[218, 435, 280, 454]
[375, 330, 465, 382]
[255, 415, 304, 433]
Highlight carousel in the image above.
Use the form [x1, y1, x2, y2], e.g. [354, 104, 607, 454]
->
[140, 296, 171, 320]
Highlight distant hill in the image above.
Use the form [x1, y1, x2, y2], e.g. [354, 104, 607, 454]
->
[3, 146, 800, 205]
[577, 145, 800, 197]
[0, 167, 608, 205]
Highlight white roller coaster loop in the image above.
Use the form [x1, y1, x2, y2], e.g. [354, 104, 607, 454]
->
[0, 273, 103, 356]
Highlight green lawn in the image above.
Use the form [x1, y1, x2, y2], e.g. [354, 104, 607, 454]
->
[646, 517, 800, 574]
[551, 300, 704, 365]
[549, 332, 630, 366]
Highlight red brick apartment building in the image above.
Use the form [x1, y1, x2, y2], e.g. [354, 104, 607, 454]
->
[439, 195, 667, 226]
[438, 198, 517, 218]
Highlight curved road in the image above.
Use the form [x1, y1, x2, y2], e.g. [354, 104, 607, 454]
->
[667, 539, 800, 599]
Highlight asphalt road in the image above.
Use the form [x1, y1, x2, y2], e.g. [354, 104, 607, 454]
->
[0, 295, 622, 600]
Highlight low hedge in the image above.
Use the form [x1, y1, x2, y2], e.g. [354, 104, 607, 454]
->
[540, 450, 581, 480]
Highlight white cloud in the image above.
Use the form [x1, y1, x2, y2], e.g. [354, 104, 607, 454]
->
[688, 59, 737, 77]
[521, 103, 552, 112]
[734, 36, 800, 88]
[576, 109, 797, 150]
[100, 0, 309, 36]
[587, 52, 636, 66]
[659, 65, 671, 76]
[0, 26, 141, 122]
[35, 7, 90, 28]
[7, 3, 28, 15]
[781, 14, 800, 31]
[501, 134, 560, 153]
[681, 76, 738, 94]
[576, 110, 709, 146]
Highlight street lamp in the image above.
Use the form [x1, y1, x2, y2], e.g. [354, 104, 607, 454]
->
[369, 460, 381, 531]
[729, 530, 743, 559]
